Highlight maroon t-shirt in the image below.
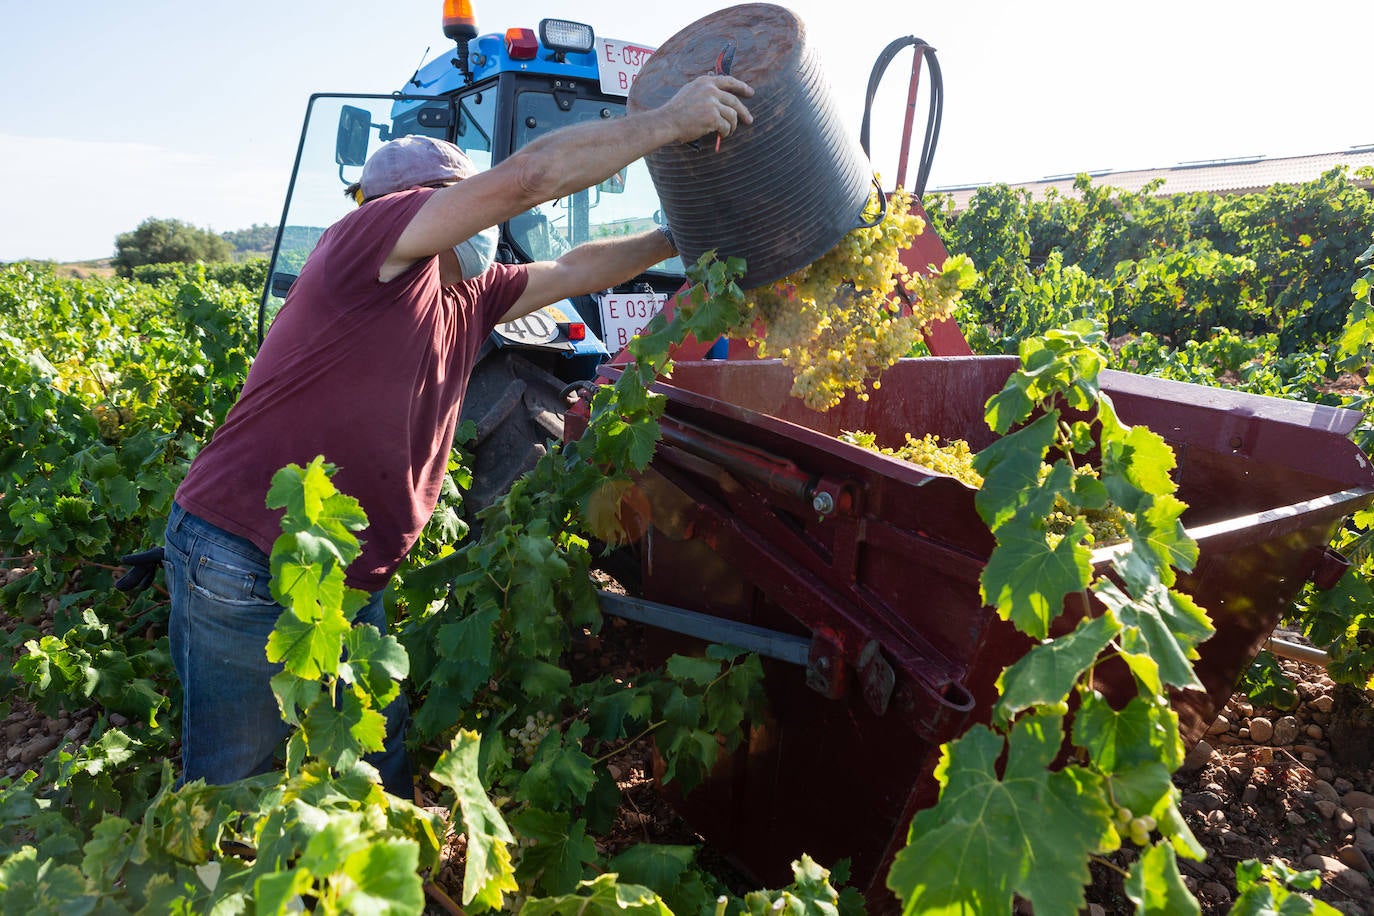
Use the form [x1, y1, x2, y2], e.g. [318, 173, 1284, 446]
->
[175, 187, 529, 590]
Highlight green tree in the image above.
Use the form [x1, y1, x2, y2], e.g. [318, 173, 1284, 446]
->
[112, 217, 233, 276]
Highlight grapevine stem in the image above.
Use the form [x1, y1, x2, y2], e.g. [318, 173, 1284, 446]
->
[423, 880, 468, 916]
[1089, 854, 1131, 880]
[593, 721, 663, 765]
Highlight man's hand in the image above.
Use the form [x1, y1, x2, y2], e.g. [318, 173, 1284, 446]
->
[660, 74, 754, 145]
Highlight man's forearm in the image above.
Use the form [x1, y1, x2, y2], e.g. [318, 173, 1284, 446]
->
[511, 115, 680, 208]
[556, 229, 677, 297]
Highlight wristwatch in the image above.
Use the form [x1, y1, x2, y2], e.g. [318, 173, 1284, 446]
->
[657, 224, 676, 252]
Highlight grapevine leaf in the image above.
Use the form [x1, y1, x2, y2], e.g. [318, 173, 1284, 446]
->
[265, 603, 350, 681]
[301, 815, 370, 874]
[666, 654, 723, 687]
[1073, 691, 1184, 772]
[661, 686, 703, 727]
[269, 670, 322, 726]
[621, 415, 663, 471]
[98, 475, 140, 520]
[435, 607, 498, 699]
[887, 716, 1114, 915]
[655, 726, 720, 794]
[587, 684, 654, 742]
[1232, 859, 1341, 916]
[982, 376, 1037, 435]
[973, 413, 1058, 530]
[1131, 494, 1198, 583]
[507, 533, 571, 658]
[514, 658, 574, 702]
[521, 873, 672, 916]
[516, 721, 596, 811]
[301, 687, 386, 764]
[608, 844, 713, 916]
[703, 654, 763, 737]
[606, 844, 696, 896]
[0, 847, 93, 912]
[339, 838, 424, 916]
[1124, 843, 1199, 915]
[584, 768, 623, 836]
[994, 612, 1121, 725]
[510, 807, 597, 895]
[1095, 577, 1213, 690]
[399, 550, 466, 598]
[1239, 651, 1301, 711]
[254, 867, 312, 916]
[979, 517, 1093, 640]
[81, 815, 134, 890]
[1099, 420, 1179, 512]
[429, 731, 518, 910]
[139, 781, 219, 864]
[340, 624, 409, 710]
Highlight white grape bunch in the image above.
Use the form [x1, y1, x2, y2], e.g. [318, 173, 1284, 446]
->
[735, 188, 974, 411]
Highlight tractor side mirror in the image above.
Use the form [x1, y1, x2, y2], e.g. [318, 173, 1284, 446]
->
[336, 105, 373, 167]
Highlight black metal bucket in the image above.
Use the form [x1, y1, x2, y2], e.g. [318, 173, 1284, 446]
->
[628, 3, 873, 289]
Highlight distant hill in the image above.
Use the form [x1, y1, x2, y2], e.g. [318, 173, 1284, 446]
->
[220, 224, 325, 263]
[221, 223, 277, 256]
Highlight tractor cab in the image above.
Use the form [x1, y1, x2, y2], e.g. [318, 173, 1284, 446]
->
[260, 9, 681, 361]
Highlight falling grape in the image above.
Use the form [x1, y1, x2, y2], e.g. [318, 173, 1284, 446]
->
[735, 189, 973, 411]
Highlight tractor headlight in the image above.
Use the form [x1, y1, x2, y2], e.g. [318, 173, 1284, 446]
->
[539, 19, 595, 55]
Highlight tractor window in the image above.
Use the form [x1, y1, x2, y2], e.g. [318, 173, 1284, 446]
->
[454, 90, 495, 170]
[507, 90, 682, 276]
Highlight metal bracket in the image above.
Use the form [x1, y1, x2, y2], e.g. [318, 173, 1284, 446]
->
[858, 640, 895, 716]
[806, 628, 848, 699]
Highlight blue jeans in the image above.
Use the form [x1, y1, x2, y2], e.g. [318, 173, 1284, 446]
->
[163, 501, 412, 797]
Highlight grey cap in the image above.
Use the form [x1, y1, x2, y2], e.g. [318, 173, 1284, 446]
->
[359, 135, 476, 201]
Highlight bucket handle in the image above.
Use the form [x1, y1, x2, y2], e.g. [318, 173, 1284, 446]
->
[854, 174, 888, 230]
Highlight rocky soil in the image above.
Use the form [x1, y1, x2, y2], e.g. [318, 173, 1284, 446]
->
[1159, 657, 1374, 915]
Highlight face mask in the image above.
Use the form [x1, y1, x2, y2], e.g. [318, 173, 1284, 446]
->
[453, 225, 499, 280]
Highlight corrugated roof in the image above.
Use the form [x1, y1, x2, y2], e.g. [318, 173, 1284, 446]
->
[932, 148, 1374, 211]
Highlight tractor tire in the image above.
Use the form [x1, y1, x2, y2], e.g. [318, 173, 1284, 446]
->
[458, 348, 574, 526]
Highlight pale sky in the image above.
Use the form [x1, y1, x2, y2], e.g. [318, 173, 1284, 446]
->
[3, 0, 1370, 262]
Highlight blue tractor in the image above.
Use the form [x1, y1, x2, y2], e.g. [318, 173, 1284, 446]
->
[260, 4, 684, 519]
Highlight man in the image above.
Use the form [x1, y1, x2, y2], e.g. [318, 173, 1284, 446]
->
[161, 73, 754, 797]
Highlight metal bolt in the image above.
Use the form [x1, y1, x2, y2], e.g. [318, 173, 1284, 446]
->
[812, 491, 835, 515]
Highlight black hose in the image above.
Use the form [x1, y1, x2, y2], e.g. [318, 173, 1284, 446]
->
[858, 37, 944, 198]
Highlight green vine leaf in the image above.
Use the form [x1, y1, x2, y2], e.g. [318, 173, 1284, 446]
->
[335, 837, 424, 916]
[510, 807, 598, 895]
[887, 715, 1114, 915]
[972, 413, 1058, 531]
[979, 517, 1093, 640]
[994, 612, 1121, 726]
[1124, 842, 1199, 915]
[1095, 576, 1213, 691]
[429, 730, 518, 911]
[522, 873, 672, 916]
[516, 721, 597, 811]
[1072, 691, 1184, 773]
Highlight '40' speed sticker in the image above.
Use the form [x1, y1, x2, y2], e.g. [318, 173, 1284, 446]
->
[495, 304, 572, 347]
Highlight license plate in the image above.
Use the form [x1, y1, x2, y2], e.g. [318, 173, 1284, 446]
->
[597, 292, 668, 349]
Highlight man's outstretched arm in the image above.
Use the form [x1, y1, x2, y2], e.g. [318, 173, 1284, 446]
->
[384, 73, 752, 276]
[501, 229, 676, 322]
